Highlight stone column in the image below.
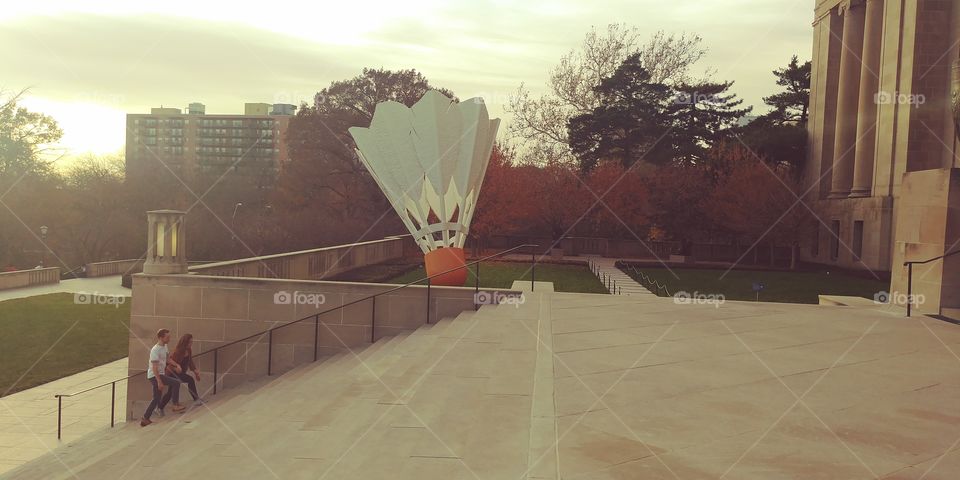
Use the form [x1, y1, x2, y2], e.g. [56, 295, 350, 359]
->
[850, 0, 885, 197]
[829, 2, 867, 198]
[143, 210, 187, 274]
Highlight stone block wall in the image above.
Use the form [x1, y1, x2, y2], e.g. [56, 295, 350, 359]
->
[124, 272, 519, 419]
[889, 168, 960, 315]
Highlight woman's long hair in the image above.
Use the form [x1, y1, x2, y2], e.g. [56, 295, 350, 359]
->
[171, 333, 193, 364]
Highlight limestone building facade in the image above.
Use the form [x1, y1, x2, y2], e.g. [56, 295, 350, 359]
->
[803, 0, 960, 273]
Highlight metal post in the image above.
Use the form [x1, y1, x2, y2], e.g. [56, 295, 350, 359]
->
[314, 314, 320, 361]
[906, 263, 913, 318]
[110, 382, 115, 428]
[531, 248, 536, 292]
[56, 396, 61, 440]
[213, 350, 218, 395]
[370, 297, 376, 343]
[426, 278, 432, 325]
[267, 330, 273, 376]
[475, 262, 481, 311]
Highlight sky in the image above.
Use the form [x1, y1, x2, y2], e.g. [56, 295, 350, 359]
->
[1, 0, 813, 163]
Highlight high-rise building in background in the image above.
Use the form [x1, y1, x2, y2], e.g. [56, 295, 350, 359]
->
[125, 102, 298, 183]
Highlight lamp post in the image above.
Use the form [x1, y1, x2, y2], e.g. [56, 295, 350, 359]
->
[39, 225, 48, 268]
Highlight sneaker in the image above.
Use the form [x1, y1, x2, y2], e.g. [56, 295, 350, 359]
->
[171, 404, 186, 413]
[193, 399, 205, 406]
[140, 417, 152, 427]
[156, 408, 165, 418]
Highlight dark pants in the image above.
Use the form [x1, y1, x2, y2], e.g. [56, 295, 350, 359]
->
[174, 371, 199, 400]
[143, 374, 181, 420]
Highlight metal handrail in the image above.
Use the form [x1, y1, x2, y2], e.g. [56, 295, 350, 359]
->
[53, 243, 539, 438]
[903, 249, 960, 317]
[621, 263, 671, 297]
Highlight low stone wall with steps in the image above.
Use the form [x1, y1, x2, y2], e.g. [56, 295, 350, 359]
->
[0, 267, 59, 291]
[125, 273, 523, 420]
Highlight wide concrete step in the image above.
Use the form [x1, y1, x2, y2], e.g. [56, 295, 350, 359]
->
[7, 300, 545, 480]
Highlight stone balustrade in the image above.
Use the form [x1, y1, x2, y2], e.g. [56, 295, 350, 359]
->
[0, 267, 60, 291]
[188, 235, 416, 280]
[125, 271, 517, 419]
[84, 259, 145, 278]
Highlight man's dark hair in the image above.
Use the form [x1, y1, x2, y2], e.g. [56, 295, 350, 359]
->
[157, 328, 170, 339]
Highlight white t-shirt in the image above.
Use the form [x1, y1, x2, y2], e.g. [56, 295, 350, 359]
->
[147, 344, 169, 379]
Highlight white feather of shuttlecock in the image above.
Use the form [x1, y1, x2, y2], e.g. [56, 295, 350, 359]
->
[349, 90, 500, 254]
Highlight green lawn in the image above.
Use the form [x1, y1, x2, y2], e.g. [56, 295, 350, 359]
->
[329, 260, 422, 283]
[619, 264, 888, 304]
[0, 293, 131, 396]
[388, 261, 608, 294]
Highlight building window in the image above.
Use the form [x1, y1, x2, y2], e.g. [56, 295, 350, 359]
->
[830, 220, 840, 260]
[811, 224, 819, 257]
[853, 221, 864, 261]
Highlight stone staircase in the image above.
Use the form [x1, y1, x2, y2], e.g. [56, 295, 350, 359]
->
[588, 258, 658, 297]
[7, 300, 546, 480]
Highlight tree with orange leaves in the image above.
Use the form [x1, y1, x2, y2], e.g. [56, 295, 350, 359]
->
[705, 144, 814, 268]
[470, 144, 532, 254]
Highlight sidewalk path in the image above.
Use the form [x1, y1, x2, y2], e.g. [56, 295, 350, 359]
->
[0, 358, 128, 475]
[0, 276, 129, 303]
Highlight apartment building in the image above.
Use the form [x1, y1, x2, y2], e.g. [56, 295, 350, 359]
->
[125, 102, 297, 183]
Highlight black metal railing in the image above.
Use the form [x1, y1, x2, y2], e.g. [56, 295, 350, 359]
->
[903, 249, 960, 317]
[586, 259, 623, 295]
[612, 261, 672, 297]
[53, 244, 539, 439]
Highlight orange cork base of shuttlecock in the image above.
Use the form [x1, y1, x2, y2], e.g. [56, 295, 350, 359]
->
[424, 247, 468, 286]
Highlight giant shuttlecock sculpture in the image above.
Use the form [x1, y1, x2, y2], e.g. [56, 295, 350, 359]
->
[349, 90, 500, 286]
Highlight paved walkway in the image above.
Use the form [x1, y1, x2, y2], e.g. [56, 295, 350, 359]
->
[0, 359, 128, 475]
[0, 275, 131, 474]
[0, 276, 129, 303]
[9, 292, 960, 479]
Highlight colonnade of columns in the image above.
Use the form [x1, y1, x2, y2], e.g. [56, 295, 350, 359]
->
[828, 0, 884, 199]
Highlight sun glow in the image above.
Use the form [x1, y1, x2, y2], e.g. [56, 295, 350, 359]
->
[19, 95, 126, 163]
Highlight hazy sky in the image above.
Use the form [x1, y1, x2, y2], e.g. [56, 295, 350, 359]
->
[1, 0, 812, 161]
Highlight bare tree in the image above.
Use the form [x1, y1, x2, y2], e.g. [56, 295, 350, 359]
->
[507, 25, 708, 165]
